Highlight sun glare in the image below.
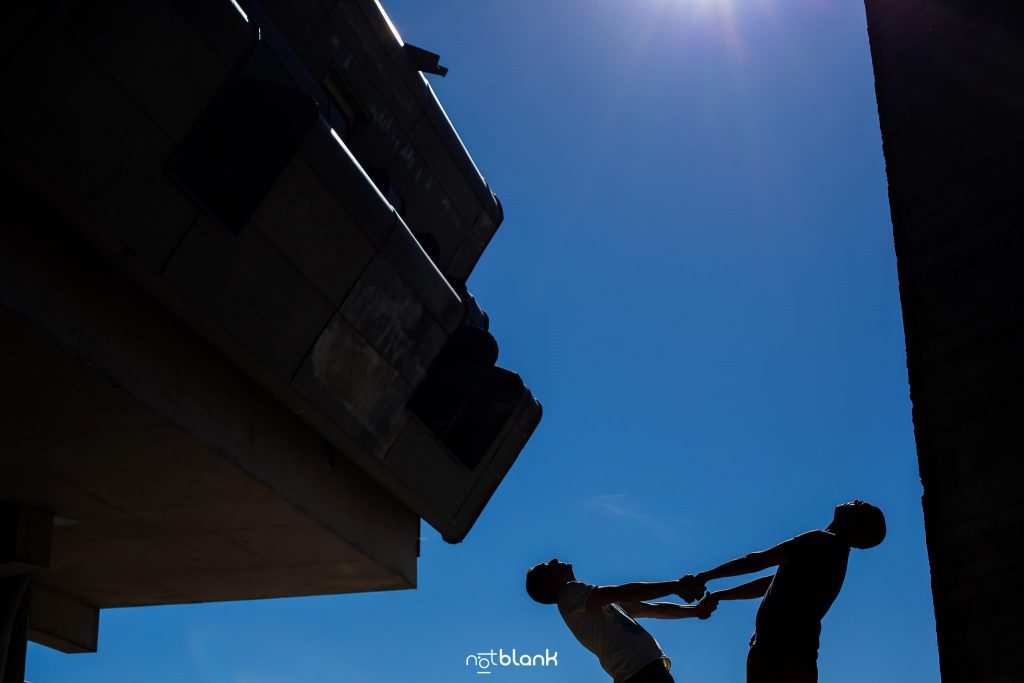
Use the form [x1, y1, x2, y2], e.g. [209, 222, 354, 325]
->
[647, 0, 748, 44]
[648, 0, 746, 59]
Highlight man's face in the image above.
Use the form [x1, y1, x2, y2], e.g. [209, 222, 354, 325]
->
[833, 500, 865, 528]
[544, 557, 573, 582]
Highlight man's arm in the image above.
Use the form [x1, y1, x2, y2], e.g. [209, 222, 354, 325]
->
[621, 600, 716, 620]
[685, 540, 793, 588]
[585, 581, 682, 611]
[707, 575, 774, 602]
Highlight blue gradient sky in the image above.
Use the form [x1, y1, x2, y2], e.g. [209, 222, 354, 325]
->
[28, 1, 941, 681]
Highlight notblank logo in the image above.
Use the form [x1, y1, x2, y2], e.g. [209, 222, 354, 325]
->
[466, 649, 559, 675]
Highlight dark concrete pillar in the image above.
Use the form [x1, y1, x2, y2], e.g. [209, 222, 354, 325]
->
[863, 1, 1024, 680]
[0, 576, 29, 683]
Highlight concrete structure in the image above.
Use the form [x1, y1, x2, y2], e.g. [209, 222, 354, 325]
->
[864, 1, 1024, 680]
[0, 0, 541, 677]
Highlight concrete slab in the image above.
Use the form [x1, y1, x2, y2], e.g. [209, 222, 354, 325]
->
[0, 0, 540, 563]
[0, 309, 413, 609]
[387, 144, 467, 273]
[293, 313, 413, 457]
[384, 418, 476, 525]
[0, 507, 52, 578]
[28, 585, 98, 654]
[163, 215, 336, 379]
[327, 0, 421, 132]
[447, 225, 489, 283]
[0, 18, 200, 271]
[340, 256, 448, 388]
[52, 0, 232, 143]
[300, 120, 397, 249]
[252, 156, 377, 307]
[346, 91, 410, 176]
[0, 3, 42, 71]
[409, 116, 483, 230]
[262, 0, 329, 56]
[151, 558, 408, 602]
[0, 192, 417, 615]
[381, 223, 464, 334]
[172, 0, 254, 72]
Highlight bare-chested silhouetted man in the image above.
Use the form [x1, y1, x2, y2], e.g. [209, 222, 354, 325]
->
[678, 501, 886, 682]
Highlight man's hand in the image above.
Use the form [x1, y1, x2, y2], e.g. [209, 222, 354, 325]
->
[676, 574, 706, 603]
[695, 593, 718, 620]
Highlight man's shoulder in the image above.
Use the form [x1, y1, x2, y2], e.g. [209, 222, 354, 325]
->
[560, 580, 595, 591]
[557, 581, 595, 616]
[792, 529, 841, 545]
[779, 530, 844, 561]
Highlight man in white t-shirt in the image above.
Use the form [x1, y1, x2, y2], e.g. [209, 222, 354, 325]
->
[526, 558, 715, 683]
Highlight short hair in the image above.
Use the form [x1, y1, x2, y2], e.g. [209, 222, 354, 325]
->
[846, 503, 887, 549]
[525, 564, 560, 604]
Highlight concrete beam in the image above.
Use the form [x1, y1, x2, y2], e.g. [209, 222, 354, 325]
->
[27, 585, 99, 654]
[0, 577, 29, 683]
[0, 179, 418, 606]
[0, 506, 51, 577]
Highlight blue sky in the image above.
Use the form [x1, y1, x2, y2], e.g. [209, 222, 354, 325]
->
[29, 0, 940, 681]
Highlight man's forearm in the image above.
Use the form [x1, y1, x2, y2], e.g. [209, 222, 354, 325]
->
[611, 581, 682, 603]
[588, 581, 680, 609]
[710, 575, 773, 601]
[695, 552, 776, 583]
[630, 602, 702, 619]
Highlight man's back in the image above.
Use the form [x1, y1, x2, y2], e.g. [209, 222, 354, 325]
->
[753, 530, 850, 661]
[558, 581, 669, 683]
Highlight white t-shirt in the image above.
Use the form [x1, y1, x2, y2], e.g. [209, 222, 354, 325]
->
[557, 581, 671, 683]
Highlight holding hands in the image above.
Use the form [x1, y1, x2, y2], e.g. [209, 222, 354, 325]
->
[695, 592, 719, 619]
[676, 574, 707, 603]
[676, 573, 716, 619]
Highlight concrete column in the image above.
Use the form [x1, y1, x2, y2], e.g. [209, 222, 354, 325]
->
[0, 576, 29, 683]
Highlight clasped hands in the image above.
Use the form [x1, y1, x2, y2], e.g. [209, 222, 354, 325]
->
[676, 574, 718, 619]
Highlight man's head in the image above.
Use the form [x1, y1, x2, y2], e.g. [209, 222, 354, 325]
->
[828, 500, 886, 549]
[525, 558, 575, 604]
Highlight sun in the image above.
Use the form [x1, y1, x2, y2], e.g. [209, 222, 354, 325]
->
[647, 0, 745, 58]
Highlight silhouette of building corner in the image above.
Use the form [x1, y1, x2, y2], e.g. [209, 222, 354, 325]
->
[0, 0, 541, 672]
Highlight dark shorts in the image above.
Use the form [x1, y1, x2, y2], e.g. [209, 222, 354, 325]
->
[747, 644, 817, 683]
[625, 658, 674, 683]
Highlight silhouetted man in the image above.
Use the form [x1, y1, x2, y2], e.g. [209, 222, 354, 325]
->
[679, 501, 886, 682]
[526, 559, 714, 683]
